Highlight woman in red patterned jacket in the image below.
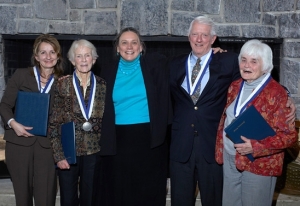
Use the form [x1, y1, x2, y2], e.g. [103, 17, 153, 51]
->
[215, 39, 297, 206]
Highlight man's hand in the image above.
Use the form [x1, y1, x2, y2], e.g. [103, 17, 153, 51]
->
[286, 97, 296, 124]
[212, 47, 227, 54]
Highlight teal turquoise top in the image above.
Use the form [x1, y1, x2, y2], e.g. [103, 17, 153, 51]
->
[113, 55, 150, 125]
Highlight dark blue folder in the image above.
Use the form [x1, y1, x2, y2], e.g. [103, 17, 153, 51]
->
[225, 105, 276, 161]
[14, 91, 50, 136]
[61, 122, 76, 164]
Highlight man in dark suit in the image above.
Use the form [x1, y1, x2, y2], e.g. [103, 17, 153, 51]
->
[169, 16, 296, 206]
[169, 16, 241, 206]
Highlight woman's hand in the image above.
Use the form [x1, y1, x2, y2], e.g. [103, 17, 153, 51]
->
[57, 159, 70, 170]
[212, 47, 227, 54]
[58, 75, 70, 81]
[10, 120, 34, 137]
[286, 97, 296, 124]
[234, 136, 253, 155]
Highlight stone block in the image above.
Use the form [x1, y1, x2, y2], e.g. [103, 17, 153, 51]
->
[84, 11, 117, 35]
[283, 41, 300, 58]
[98, 0, 117, 8]
[196, 0, 221, 14]
[278, 13, 300, 38]
[70, 0, 95, 9]
[281, 59, 300, 94]
[216, 25, 240, 37]
[33, 0, 67, 20]
[211, 16, 225, 23]
[262, 13, 277, 26]
[0, 6, 17, 34]
[19, 5, 33, 18]
[121, 0, 168, 35]
[171, 0, 194, 11]
[241, 25, 276, 38]
[263, 0, 294, 12]
[223, 0, 260, 23]
[0, 0, 29, 3]
[49, 22, 83, 34]
[69, 10, 81, 22]
[171, 12, 197, 36]
[18, 20, 47, 33]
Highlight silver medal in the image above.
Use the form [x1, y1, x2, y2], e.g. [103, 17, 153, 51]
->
[82, 122, 92, 131]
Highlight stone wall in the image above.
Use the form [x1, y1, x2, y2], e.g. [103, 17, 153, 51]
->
[0, 0, 300, 133]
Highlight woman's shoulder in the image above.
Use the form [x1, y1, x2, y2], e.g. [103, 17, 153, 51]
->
[94, 75, 106, 85]
[12, 67, 34, 76]
[55, 75, 72, 87]
[265, 78, 287, 96]
[142, 52, 167, 62]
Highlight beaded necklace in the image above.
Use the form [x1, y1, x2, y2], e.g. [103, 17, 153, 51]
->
[118, 54, 141, 75]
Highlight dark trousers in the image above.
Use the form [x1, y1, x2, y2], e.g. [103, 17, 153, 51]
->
[58, 152, 98, 206]
[5, 141, 57, 206]
[170, 136, 223, 206]
[93, 123, 168, 206]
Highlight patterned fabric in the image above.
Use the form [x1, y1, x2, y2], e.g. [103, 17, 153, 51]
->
[191, 58, 201, 84]
[215, 78, 297, 176]
[190, 58, 201, 104]
[48, 75, 106, 162]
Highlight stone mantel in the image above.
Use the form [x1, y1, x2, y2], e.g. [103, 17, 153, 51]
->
[0, 0, 300, 133]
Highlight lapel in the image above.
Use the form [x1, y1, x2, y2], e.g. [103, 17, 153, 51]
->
[176, 55, 193, 99]
[28, 67, 42, 93]
[104, 56, 120, 98]
[196, 54, 221, 103]
[140, 55, 155, 113]
[176, 53, 223, 105]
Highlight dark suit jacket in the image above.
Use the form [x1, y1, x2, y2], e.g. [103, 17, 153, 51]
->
[0, 68, 53, 148]
[169, 52, 240, 163]
[99, 53, 172, 155]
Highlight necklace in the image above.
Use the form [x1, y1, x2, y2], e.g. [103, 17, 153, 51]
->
[119, 65, 139, 75]
[40, 80, 48, 84]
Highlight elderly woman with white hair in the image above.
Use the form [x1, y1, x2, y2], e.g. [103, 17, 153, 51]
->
[215, 39, 297, 206]
[48, 39, 106, 206]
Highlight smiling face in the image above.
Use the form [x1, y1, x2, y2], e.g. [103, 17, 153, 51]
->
[117, 31, 143, 61]
[188, 22, 216, 58]
[239, 54, 265, 83]
[72, 46, 96, 74]
[34, 42, 58, 70]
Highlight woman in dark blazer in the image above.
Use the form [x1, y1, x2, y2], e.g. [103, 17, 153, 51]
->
[93, 27, 171, 206]
[0, 34, 64, 206]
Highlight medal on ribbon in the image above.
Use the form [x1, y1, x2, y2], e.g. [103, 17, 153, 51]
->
[234, 73, 271, 118]
[73, 71, 96, 131]
[34, 66, 54, 94]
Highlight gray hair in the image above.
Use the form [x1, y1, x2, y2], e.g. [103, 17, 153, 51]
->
[188, 16, 217, 36]
[238, 39, 273, 73]
[67, 39, 98, 62]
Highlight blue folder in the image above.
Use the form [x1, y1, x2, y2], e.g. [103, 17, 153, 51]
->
[14, 91, 50, 136]
[61, 122, 76, 164]
[225, 105, 276, 162]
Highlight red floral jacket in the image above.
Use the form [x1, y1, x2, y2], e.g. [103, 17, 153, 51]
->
[215, 78, 297, 176]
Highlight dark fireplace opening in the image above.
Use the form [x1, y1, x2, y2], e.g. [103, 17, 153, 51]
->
[2, 35, 283, 82]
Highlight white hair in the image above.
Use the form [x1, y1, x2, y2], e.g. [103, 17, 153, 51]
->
[188, 16, 217, 36]
[238, 39, 273, 73]
[67, 39, 98, 62]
